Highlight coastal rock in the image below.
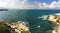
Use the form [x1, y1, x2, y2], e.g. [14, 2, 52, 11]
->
[0, 21, 30, 33]
[46, 15, 60, 33]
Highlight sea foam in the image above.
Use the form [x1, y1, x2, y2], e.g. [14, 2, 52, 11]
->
[38, 13, 60, 20]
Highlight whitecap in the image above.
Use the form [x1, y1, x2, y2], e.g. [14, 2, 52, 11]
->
[38, 15, 49, 20]
[52, 30, 56, 33]
[37, 25, 40, 28]
[17, 21, 29, 26]
[38, 13, 60, 20]
[55, 13, 60, 15]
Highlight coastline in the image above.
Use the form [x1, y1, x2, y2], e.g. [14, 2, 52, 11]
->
[0, 21, 31, 33]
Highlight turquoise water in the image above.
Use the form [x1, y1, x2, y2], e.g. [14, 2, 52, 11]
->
[0, 9, 60, 33]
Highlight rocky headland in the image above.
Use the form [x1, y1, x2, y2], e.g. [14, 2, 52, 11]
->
[0, 21, 31, 33]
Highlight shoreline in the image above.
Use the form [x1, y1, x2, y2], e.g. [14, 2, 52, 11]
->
[0, 21, 31, 33]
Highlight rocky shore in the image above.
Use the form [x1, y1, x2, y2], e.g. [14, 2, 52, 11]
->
[47, 15, 60, 33]
[0, 21, 31, 33]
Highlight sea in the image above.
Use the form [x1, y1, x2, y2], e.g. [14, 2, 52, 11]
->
[0, 9, 60, 33]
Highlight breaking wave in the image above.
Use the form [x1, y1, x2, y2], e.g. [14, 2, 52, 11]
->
[17, 21, 29, 26]
[38, 13, 60, 20]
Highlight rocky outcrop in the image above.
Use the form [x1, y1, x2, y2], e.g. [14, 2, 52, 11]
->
[47, 15, 60, 33]
[0, 21, 30, 33]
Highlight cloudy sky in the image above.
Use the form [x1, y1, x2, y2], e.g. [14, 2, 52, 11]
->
[0, 0, 60, 9]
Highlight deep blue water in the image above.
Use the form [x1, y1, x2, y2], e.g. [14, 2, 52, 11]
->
[0, 9, 60, 33]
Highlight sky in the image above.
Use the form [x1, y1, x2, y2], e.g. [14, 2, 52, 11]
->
[0, 0, 60, 9]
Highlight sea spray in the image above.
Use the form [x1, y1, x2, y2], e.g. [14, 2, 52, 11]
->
[38, 13, 60, 20]
[38, 15, 49, 20]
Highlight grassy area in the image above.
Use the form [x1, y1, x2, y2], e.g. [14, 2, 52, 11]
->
[21, 30, 30, 33]
[0, 23, 11, 33]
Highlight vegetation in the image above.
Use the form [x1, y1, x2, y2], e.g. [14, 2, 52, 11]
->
[21, 30, 30, 33]
[0, 22, 30, 33]
[0, 23, 11, 33]
[45, 30, 52, 33]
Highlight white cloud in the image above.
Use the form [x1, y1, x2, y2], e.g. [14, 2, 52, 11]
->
[17, 5, 36, 9]
[0, 0, 18, 8]
[0, 0, 60, 9]
[34, 0, 60, 9]
[49, 1, 57, 8]
[34, 1, 49, 9]
[0, 0, 46, 9]
[17, 0, 36, 9]
[20, 0, 27, 5]
[34, 1, 48, 9]
[0, 0, 30, 9]
[19, 0, 60, 9]
[49, 1, 60, 9]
